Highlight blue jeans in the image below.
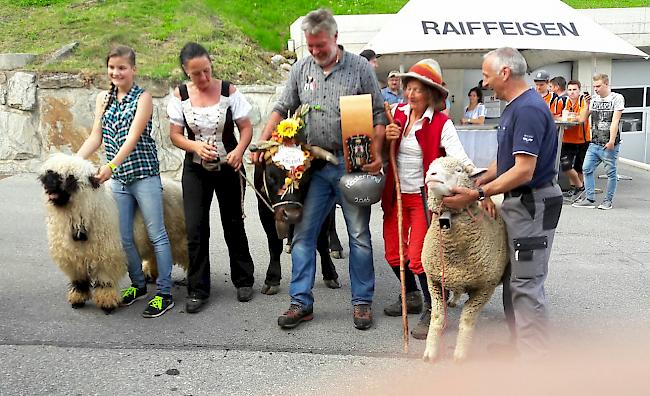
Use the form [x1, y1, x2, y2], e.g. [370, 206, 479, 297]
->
[582, 143, 620, 202]
[111, 175, 174, 295]
[290, 158, 375, 308]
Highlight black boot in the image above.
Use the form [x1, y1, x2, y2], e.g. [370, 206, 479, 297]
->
[383, 265, 421, 316]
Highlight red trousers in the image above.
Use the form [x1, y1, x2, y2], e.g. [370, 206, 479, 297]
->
[383, 193, 429, 275]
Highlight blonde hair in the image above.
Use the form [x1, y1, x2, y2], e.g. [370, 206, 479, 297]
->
[592, 73, 609, 85]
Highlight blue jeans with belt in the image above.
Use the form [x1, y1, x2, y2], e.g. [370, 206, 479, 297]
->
[289, 157, 375, 308]
[111, 175, 174, 295]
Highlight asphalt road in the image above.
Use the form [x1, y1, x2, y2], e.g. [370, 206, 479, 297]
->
[1, 163, 649, 395]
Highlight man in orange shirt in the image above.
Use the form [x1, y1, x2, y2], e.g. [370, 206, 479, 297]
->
[560, 80, 591, 202]
[550, 76, 568, 117]
[533, 70, 557, 111]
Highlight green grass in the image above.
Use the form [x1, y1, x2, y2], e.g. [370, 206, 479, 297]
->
[0, 0, 647, 81]
[209, 0, 650, 52]
[0, 0, 280, 83]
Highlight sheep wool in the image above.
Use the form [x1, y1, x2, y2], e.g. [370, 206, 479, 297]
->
[421, 156, 509, 362]
[39, 153, 187, 313]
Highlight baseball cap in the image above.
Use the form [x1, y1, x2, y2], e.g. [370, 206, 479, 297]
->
[359, 49, 380, 61]
[387, 70, 400, 78]
[533, 70, 550, 81]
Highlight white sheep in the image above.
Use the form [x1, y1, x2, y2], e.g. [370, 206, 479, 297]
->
[421, 156, 509, 362]
[39, 153, 188, 313]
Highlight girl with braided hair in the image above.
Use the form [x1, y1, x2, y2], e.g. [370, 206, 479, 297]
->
[77, 45, 176, 318]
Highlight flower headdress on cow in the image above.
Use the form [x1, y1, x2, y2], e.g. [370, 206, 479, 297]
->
[262, 104, 321, 198]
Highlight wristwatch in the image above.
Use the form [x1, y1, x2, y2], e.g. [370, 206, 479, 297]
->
[476, 187, 486, 201]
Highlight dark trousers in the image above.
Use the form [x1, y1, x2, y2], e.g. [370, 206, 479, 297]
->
[183, 160, 255, 298]
[254, 165, 338, 286]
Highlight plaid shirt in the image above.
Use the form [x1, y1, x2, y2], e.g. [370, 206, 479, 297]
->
[102, 85, 159, 184]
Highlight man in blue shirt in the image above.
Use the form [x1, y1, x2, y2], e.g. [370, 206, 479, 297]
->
[443, 47, 563, 359]
[381, 70, 404, 105]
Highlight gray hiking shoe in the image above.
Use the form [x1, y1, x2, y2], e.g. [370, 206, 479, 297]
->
[411, 304, 431, 340]
[383, 291, 423, 317]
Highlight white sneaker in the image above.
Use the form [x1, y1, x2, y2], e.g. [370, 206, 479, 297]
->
[598, 200, 613, 210]
[572, 198, 596, 209]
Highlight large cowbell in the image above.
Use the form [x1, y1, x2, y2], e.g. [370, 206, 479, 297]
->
[338, 94, 385, 206]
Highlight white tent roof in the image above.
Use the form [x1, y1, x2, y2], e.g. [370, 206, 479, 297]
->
[366, 0, 649, 71]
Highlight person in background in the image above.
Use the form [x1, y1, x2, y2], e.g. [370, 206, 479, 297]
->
[533, 70, 560, 117]
[168, 42, 256, 313]
[441, 81, 452, 117]
[550, 76, 567, 98]
[382, 70, 404, 105]
[572, 73, 624, 210]
[560, 80, 591, 203]
[255, 8, 386, 331]
[461, 86, 486, 125]
[359, 49, 380, 70]
[549, 76, 568, 117]
[444, 47, 563, 358]
[77, 45, 175, 318]
[382, 58, 474, 340]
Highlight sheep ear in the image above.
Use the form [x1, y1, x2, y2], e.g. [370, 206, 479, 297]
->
[88, 175, 101, 189]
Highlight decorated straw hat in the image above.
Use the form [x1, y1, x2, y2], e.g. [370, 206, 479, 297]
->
[398, 58, 448, 98]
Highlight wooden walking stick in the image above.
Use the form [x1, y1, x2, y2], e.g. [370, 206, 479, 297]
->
[384, 102, 409, 353]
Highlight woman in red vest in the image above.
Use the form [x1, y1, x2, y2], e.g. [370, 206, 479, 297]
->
[381, 58, 474, 339]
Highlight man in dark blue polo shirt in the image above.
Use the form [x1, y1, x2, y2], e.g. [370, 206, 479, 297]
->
[443, 47, 563, 358]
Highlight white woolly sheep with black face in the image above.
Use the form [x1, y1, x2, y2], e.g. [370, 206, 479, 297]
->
[38, 153, 188, 313]
[420, 156, 509, 363]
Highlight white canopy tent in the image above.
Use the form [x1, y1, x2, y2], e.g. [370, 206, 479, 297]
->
[366, 0, 649, 72]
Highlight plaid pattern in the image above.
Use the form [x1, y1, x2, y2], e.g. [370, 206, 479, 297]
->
[102, 85, 159, 184]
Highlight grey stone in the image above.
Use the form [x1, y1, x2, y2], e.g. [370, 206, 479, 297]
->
[7, 72, 37, 111]
[91, 74, 111, 90]
[0, 54, 36, 71]
[38, 73, 86, 89]
[270, 54, 286, 65]
[0, 110, 40, 160]
[248, 103, 261, 126]
[149, 103, 183, 174]
[0, 72, 6, 84]
[43, 42, 79, 66]
[138, 78, 170, 98]
[0, 85, 6, 106]
[280, 63, 292, 72]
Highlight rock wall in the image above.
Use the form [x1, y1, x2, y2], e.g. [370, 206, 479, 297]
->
[0, 71, 283, 178]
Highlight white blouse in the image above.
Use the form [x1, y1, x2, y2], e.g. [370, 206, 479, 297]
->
[393, 104, 474, 193]
[167, 89, 252, 129]
[167, 88, 252, 164]
[463, 103, 486, 120]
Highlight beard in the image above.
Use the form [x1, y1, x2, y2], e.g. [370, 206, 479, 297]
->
[313, 46, 338, 67]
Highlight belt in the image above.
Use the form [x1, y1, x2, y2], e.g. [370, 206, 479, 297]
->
[505, 181, 555, 198]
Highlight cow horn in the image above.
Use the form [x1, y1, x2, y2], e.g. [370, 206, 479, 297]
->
[306, 145, 339, 165]
[249, 140, 280, 152]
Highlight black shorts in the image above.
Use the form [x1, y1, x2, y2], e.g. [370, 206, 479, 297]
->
[560, 143, 589, 173]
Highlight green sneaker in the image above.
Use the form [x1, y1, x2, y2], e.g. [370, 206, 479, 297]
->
[142, 294, 174, 318]
[120, 285, 147, 306]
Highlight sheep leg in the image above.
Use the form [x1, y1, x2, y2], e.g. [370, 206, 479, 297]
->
[68, 278, 91, 308]
[422, 280, 445, 362]
[91, 268, 122, 314]
[142, 259, 158, 284]
[447, 290, 462, 308]
[453, 288, 493, 362]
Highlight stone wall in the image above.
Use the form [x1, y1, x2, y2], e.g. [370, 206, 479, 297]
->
[0, 71, 283, 178]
